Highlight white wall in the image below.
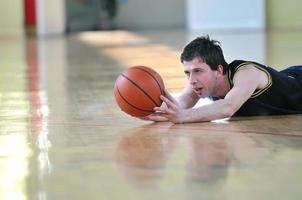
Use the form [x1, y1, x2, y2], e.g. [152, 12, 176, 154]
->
[267, 0, 302, 29]
[116, 0, 186, 29]
[187, 0, 265, 30]
[0, 1, 24, 36]
[37, 0, 66, 36]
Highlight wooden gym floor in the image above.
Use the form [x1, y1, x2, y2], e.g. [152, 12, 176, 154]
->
[0, 29, 302, 200]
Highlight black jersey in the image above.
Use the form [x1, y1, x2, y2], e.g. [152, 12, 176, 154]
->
[226, 60, 302, 116]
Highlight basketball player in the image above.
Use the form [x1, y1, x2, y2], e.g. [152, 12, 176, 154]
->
[143, 35, 302, 123]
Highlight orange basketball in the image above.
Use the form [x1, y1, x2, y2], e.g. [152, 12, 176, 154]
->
[114, 66, 165, 117]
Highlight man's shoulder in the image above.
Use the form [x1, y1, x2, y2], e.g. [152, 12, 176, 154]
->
[229, 60, 247, 66]
[231, 61, 271, 91]
[229, 60, 269, 72]
[228, 60, 250, 72]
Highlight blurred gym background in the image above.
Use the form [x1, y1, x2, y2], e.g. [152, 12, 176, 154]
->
[1, 0, 301, 36]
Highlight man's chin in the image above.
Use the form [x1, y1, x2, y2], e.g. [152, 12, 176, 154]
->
[195, 92, 209, 98]
[196, 93, 207, 98]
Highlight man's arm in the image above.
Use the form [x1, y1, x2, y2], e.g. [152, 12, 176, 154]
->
[155, 66, 268, 123]
[176, 83, 200, 109]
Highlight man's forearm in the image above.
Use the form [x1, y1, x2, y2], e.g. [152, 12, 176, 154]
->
[181, 99, 234, 123]
[176, 94, 198, 109]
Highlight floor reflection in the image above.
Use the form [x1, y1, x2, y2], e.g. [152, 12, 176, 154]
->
[116, 123, 173, 187]
[115, 123, 246, 187]
[26, 37, 54, 200]
[115, 119, 302, 199]
[187, 135, 230, 183]
[0, 37, 30, 200]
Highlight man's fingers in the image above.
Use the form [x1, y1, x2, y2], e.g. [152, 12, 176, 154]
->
[161, 95, 178, 110]
[154, 107, 163, 112]
[164, 89, 177, 104]
[154, 106, 169, 114]
[143, 112, 169, 122]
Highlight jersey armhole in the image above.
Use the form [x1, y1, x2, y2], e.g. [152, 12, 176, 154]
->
[232, 62, 273, 98]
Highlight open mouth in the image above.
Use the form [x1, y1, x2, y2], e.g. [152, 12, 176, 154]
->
[193, 87, 203, 94]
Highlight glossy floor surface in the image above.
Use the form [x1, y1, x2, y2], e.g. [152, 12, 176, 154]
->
[1, 29, 302, 200]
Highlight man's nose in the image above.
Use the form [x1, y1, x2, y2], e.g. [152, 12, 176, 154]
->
[189, 74, 197, 85]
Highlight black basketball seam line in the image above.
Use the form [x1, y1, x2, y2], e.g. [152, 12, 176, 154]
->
[121, 73, 160, 107]
[135, 67, 164, 95]
[116, 86, 154, 113]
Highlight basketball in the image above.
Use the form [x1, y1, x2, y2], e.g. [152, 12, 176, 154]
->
[114, 66, 165, 117]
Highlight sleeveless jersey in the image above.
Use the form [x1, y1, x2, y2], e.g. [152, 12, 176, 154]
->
[226, 60, 302, 116]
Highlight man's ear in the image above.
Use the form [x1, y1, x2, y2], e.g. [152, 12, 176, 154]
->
[216, 65, 224, 76]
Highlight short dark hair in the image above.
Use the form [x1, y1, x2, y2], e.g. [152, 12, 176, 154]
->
[180, 35, 228, 74]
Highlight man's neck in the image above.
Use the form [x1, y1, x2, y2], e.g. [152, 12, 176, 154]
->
[214, 75, 230, 98]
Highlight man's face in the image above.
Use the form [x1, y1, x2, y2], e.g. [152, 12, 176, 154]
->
[183, 57, 219, 98]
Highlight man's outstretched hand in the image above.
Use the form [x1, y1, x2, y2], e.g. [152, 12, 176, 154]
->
[141, 89, 188, 124]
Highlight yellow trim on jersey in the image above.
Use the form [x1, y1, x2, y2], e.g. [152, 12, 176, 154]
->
[227, 68, 234, 87]
[232, 62, 273, 98]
